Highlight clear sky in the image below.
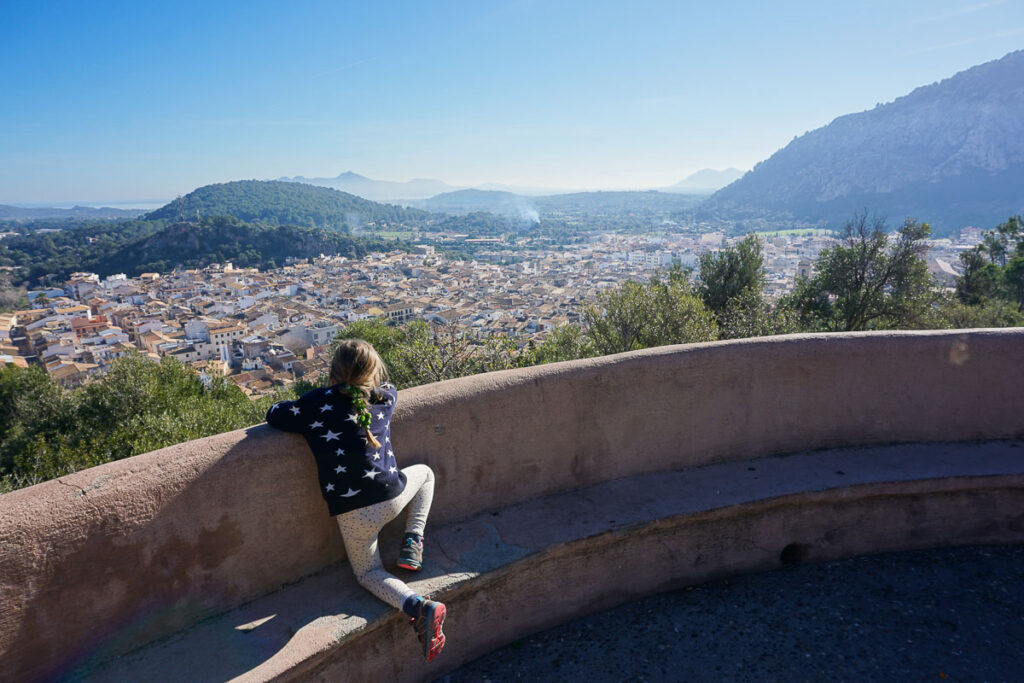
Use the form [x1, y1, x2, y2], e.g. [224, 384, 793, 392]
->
[2, 0, 1023, 204]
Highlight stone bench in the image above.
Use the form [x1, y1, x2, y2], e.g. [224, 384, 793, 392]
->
[82, 441, 1024, 682]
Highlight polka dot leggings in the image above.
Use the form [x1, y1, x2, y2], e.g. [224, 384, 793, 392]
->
[335, 463, 435, 609]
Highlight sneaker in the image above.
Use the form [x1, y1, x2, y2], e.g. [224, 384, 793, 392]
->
[410, 599, 446, 662]
[397, 535, 423, 571]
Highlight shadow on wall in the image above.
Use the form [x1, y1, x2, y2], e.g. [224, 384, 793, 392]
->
[3, 426, 348, 680]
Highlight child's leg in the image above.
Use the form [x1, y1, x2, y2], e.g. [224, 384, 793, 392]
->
[336, 502, 417, 609]
[400, 464, 435, 537]
[337, 487, 449, 662]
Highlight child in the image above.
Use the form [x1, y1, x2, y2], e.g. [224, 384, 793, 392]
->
[265, 338, 447, 662]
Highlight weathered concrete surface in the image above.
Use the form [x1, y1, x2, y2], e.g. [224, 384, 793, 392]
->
[445, 544, 1024, 682]
[83, 441, 1024, 682]
[0, 330, 1022, 681]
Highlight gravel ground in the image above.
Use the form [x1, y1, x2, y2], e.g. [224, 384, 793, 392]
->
[439, 545, 1024, 683]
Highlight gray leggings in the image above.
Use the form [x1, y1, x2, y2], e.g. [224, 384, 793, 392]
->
[335, 463, 435, 609]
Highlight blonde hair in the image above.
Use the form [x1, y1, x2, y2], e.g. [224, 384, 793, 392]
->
[329, 339, 388, 448]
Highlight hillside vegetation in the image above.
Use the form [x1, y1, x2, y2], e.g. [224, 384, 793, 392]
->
[0, 216, 410, 283]
[94, 217, 410, 275]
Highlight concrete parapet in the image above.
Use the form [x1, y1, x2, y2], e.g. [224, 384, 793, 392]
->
[87, 442, 1024, 681]
[1, 329, 1022, 681]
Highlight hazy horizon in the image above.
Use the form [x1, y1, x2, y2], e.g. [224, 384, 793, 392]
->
[3, 1, 1023, 204]
[0, 166, 745, 209]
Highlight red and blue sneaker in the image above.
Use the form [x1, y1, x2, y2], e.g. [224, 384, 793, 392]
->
[397, 535, 424, 571]
[411, 599, 446, 662]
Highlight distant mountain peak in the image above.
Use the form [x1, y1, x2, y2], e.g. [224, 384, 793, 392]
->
[664, 168, 745, 193]
[276, 171, 457, 202]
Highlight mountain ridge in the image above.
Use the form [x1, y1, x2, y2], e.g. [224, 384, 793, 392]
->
[0, 205, 146, 221]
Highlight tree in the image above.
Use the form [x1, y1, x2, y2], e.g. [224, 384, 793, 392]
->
[335, 319, 529, 388]
[1004, 257, 1024, 311]
[534, 324, 596, 364]
[978, 215, 1023, 266]
[0, 272, 26, 312]
[935, 294, 1024, 329]
[718, 288, 799, 339]
[0, 353, 267, 491]
[787, 214, 937, 331]
[584, 266, 717, 355]
[955, 216, 1024, 312]
[698, 235, 766, 315]
[955, 248, 1002, 305]
[399, 321, 481, 385]
[695, 235, 793, 339]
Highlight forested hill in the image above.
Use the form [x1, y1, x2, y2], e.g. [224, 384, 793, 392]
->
[93, 217, 409, 276]
[703, 50, 1024, 235]
[145, 180, 430, 230]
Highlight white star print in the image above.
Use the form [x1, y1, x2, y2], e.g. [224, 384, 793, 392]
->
[320, 404, 333, 412]
[324, 389, 332, 395]
[322, 430, 340, 442]
[340, 488, 360, 497]
[389, 466, 397, 474]
[270, 403, 280, 412]
[325, 483, 334, 492]
[290, 405, 300, 415]
[309, 420, 323, 429]
[362, 468, 380, 480]
[346, 413, 360, 424]
[334, 465, 346, 474]
[385, 435, 390, 443]
[387, 449, 394, 458]
[372, 450, 381, 461]
[335, 448, 345, 456]
[376, 411, 384, 419]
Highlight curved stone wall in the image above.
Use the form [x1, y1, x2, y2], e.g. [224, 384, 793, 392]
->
[1, 329, 1022, 681]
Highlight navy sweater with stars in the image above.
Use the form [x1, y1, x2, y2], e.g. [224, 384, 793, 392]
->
[265, 383, 406, 516]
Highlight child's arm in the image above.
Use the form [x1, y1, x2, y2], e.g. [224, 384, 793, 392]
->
[265, 398, 306, 432]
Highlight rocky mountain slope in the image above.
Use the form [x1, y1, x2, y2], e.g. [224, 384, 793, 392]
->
[704, 50, 1024, 234]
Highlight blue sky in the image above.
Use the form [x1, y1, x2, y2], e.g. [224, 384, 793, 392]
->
[2, 0, 1022, 204]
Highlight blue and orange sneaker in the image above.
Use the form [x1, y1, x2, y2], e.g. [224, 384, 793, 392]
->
[397, 535, 424, 571]
[411, 599, 446, 662]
